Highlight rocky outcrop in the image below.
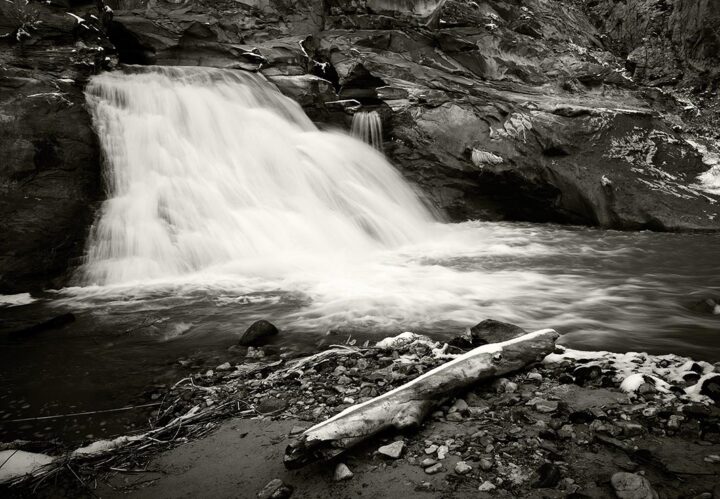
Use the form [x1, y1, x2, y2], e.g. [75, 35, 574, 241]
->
[104, 0, 720, 231]
[583, 0, 720, 91]
[0, 1, 112, 292]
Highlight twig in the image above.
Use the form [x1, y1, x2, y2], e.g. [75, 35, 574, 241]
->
[6, 403, 162, 423]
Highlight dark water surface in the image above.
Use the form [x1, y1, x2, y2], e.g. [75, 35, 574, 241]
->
[1, 222, 719, 444]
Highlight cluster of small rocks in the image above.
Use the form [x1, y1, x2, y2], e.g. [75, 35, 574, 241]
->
[150, 321, 720, 498]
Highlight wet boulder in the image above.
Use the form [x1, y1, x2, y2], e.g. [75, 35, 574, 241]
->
[239, 320, 279, 346]
[449, 319, 528, 350]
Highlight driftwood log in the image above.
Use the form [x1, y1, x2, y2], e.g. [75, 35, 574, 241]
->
[284, 328, 559, 468]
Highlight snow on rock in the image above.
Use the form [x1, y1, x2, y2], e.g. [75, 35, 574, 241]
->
[545, 346, 716, 402]
[0, 450, 54, 484]
[0, 293, 36, 307]
[619, 373, 670, 394]
[72, 434, 144, 457]
[376, 332, 432, 350]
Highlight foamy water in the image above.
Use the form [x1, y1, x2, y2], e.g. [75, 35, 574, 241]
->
[82, 67, 432, 286]
[60, 66, 720, 342]
[72, 66, 571, 331]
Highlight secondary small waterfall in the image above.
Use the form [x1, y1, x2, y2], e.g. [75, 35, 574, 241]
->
[351, 111, 383, 151]
[81, 66, 434, 285]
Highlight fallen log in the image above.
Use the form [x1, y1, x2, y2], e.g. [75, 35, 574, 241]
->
[284, 328, 559, 468]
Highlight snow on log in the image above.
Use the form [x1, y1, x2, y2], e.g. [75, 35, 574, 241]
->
[284, 328, 559, 468]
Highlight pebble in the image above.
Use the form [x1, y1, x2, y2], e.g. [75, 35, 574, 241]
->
[334, 463, 353, 481]
[257, 478, 293, 499]
[492, 378, 510, 393]
[289, 425, 306, 436]
[668, 415, 683, 430]
[424, 463, 443, 474]
[611, 472, 658, 499]
[620, 422, 644, 437]
[424, 444, 438, 454]
[377, 440, 404, 459]
[454, 461, 472, 475]
[479, 458, 493, 471]
[449, 398, 469, 414]
[478, 481, 496, 491]
[557, 424, 574, 440]
[527, 398, 558, 413]
[527, 372, 543, 383]
[216, 362, 232, 371]
[421, 458, 437, 467]
[436, 445, 449, 460]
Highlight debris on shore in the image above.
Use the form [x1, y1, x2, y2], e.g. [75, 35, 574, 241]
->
[3, 321, 720, 497]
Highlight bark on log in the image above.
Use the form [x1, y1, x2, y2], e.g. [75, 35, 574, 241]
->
[284, 328, 559, 468]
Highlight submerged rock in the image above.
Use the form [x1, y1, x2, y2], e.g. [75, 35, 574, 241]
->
[240, 320, 279, 346]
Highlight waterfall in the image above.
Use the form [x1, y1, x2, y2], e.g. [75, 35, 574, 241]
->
[351, 111, 383, 151]
[81, 66, 434, 286]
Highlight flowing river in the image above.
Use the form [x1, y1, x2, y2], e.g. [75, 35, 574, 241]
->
[1, 66, 719, 443]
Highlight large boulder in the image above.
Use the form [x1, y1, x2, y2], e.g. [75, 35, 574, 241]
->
[0, 1, 110, 292]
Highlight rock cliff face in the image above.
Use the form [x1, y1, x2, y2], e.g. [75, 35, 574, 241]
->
[0, 1, 111, 292]
[583, 0, 720, 90]
[103, 0, 720, 228]
[2, 0, 720, 291]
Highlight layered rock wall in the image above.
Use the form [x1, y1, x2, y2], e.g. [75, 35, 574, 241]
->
[2, 0, 720, 292]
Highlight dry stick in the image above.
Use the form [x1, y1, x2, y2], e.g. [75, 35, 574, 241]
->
[5, 403, 163, 423]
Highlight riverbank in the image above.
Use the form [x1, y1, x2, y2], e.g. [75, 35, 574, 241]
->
[3, 322, 720, 498]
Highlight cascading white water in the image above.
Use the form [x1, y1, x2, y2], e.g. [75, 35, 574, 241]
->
[351, 111, 383, 151]
[76, 65, 600, 335]
[82, 67, 433, 285]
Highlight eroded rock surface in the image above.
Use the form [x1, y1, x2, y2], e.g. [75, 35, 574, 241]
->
[0, 1, 115, 292]
[106, 0, 720, 231]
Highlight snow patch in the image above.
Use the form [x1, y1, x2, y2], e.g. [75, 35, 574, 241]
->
[471, 149, 503, 167]
[72, 435, 144, 457]
[545, 346, 716, 402]
[0, 450, 54, 484]
[0, 293, 36, 307]
[376, 332, 434, 350]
